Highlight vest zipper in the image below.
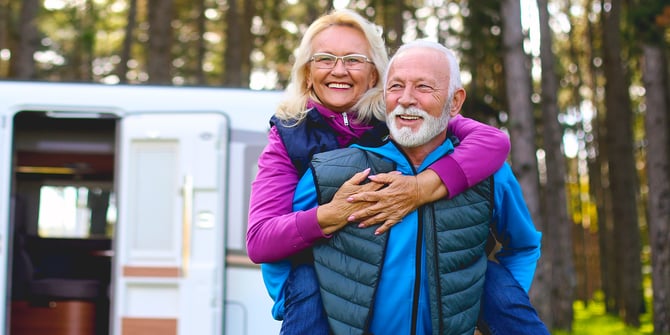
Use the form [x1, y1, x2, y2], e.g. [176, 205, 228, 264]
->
[410, 167, 422, 335]
[342, 112, 350, 126]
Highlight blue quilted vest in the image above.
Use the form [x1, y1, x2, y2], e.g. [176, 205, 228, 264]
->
[310, 147, 493, 335]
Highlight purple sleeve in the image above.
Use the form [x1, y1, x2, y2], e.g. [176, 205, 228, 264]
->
[246, 127, 327, 263]
[430, 115, 511, 198]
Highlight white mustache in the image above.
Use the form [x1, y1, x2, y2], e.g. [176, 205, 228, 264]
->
[390, 106, 429, 118]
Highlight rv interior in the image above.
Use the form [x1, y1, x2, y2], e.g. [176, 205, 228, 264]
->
[9, 110, 117, 335]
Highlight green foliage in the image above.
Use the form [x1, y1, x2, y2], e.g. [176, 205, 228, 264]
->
[553, 293, 654, 335]
[629, 1, 670, 43]
[455, 1, 505, 123]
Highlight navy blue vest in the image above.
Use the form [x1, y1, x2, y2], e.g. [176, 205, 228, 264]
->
[271, 107, 389, 264]
[270, 107, 389, 176]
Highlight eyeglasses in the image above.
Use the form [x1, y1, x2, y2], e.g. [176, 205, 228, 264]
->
[309, 53, 373, 70]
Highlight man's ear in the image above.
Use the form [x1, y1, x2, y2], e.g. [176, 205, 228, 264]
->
[449, 88, 466, 116]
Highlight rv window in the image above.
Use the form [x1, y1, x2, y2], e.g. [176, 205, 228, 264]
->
[37, 184, 116, 239]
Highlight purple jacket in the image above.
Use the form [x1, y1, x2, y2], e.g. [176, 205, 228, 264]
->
[247, 107, 510, 263]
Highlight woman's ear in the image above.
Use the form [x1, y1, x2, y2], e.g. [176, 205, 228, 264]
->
[368, 70, 379, 89]
[305, 67, 313, 89]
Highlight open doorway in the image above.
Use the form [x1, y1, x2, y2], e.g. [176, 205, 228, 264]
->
[9, 110, 117, 335]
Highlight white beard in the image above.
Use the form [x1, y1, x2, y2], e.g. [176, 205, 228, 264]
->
[386, 105, 451, 148]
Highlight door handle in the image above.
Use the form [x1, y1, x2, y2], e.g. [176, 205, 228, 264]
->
[181, 175, 193, 277]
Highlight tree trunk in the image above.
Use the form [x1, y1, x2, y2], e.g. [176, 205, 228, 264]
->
[566, 0, 598, 304]
[0, 0, 9, 77]
[500, 0, 549, 325]
[11, 0, 39, 79]
[584, 0, 617, 313]
[195, 0, 206, 85]
[223, 0, 254, 87]
[117, 0, 137, 83]
[223, 0, 241, 86]
[79, 0, 94, 81]
[384, 0, 404, 52]
[641, 43, 670, 334]
[601, 0, 642, 326]
[147, 0, 174, 84]
[536, 0, 575, 330]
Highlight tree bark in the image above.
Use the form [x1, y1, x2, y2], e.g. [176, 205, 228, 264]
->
[582, 0, 617, 314]
[0, 0, 9, 77]
[117, 0, 137, 83]
[11, 0, 39, 79]
[195, 0, 206, 85]
[536, 0, 575, 330]
[641, 43, 670, 334]
[601, 0, 643, 326]
[223, 0, 241, 86]
[500, 0, 549, 325]
[78, 0, 94, 81]
[147, 0, 174, 84]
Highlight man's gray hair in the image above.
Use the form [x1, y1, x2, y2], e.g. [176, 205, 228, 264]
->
[383, 40, 462, 97]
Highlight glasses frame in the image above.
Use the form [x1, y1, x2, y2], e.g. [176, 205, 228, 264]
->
[309, 53, 373, 70]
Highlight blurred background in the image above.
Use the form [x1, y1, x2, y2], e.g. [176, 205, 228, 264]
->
[1, 0, 669, 334]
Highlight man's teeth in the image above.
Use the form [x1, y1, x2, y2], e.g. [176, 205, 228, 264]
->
[400, 115, 420, 120]
[328, 83, 351, 88]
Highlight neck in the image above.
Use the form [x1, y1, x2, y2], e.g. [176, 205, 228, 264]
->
[399, 132, 448, 167]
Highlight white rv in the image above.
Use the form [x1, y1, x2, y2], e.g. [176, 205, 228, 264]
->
[0, 81, 283, 335]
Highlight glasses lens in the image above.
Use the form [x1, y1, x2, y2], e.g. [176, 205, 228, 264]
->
[311, 53, 370, 69]
[312, 54, 336, 68]
[342, 55, 368, 69]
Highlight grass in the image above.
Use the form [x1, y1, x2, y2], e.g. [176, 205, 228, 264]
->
[553, 295, 654, 335]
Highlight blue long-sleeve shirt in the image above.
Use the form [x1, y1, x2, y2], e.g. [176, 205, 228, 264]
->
[262, 138, 541, 329]
[289, 139, 542, 333]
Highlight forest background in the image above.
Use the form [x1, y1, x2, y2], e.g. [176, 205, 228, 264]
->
[1, 0, 670, 334]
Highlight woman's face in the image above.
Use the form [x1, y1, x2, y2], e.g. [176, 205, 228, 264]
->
[306, 25, 378, 113]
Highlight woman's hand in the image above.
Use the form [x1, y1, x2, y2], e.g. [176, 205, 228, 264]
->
[346, 169, 448, 235]
[317, 169, 385, 235]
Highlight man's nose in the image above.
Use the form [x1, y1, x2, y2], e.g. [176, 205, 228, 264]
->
[397, 87, 416, 107]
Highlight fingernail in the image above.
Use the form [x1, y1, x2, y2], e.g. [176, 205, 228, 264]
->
[348, 215, 356, 221]
[358, 223, 365, 228]
[347, 197, 354, 202]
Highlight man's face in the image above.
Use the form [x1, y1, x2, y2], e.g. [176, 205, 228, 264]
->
[384, 47, 453, 147]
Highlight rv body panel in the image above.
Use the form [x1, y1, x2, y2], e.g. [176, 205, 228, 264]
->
[0, 81, 282, 335]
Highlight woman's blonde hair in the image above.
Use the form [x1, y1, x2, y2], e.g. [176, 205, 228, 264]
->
[275, 9, 388, 124]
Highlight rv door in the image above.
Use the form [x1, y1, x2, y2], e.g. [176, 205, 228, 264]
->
[0, 113, 9, 333]
[113, 112, 227, 335]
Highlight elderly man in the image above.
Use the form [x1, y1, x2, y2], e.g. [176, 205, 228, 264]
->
[292, 40, 549, 335]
